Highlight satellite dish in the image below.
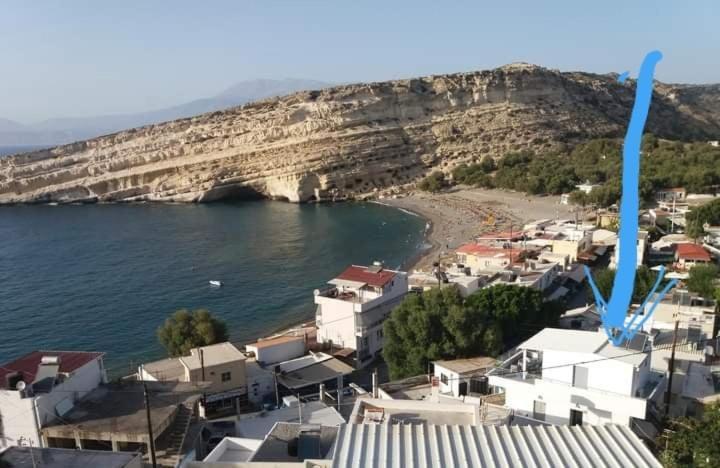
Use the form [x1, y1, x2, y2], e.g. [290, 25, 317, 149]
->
[15, 381, 26, 391]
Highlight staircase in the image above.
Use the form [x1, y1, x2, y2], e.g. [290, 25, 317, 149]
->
[154, 401, 194, 468]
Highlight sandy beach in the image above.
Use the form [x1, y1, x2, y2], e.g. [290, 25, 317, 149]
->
[382, 187, 577, 270]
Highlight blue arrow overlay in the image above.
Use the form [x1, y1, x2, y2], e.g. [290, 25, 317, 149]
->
[585, 50, 679, 346]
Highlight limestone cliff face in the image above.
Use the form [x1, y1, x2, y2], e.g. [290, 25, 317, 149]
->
[1, 63, 719, 204]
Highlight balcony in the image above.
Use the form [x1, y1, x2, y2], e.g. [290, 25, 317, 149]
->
[488, 351, 662, 400]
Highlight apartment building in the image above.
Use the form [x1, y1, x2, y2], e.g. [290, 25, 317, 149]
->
[488, 328, 662, 426]
[0, 351, 106, 449]
[314, 263, 407, 368]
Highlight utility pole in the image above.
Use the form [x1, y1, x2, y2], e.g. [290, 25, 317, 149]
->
[199, 347, 207, 414]
[273, 368, 280, 408]
[142, 380, 158, 468]
[297, 394, 302, 423]
[664, 320, 680, 417]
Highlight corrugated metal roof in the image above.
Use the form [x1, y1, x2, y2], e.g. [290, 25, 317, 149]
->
[331, 424, 661, 468]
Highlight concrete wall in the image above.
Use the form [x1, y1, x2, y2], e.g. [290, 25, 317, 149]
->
[434, 365, 461, 397]
[245, 361, 274, 405]
[490, 375, 647, 426]
[0, 357, 104, 448]
[246, 339, 305, 365]
[315, 297, 356, 349]
[188, 360, 246, 395]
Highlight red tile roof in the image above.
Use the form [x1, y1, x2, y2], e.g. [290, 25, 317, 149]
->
[335, 265, 396, 288]
[0, 351, 104, 388]
[456, 244, 524, 262]
[676, 243, 712, 261]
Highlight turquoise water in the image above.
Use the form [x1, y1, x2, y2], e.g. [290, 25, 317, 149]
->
[0, 201, 425, 373]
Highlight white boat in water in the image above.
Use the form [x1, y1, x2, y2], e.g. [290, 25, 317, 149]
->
[209, 280, 223, 287]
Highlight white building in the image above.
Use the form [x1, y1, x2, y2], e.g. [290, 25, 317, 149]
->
[433, 357, 496, 398]
[245, 335, 306, 366]
[0, 351, 106, 449]
[488, 328, 662, 426]
[610, 230, 649, 268]
[139, 342, 252, 410]
[315, 263, 408, 368]
[575, 181, 601, 194]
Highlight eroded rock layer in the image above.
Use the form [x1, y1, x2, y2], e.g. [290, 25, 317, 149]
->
[1, 63, 719, 204]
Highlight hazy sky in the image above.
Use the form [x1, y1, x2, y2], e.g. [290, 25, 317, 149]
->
[2, 1, 718, 123]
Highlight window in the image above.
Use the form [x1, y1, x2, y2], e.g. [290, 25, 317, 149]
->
[376, 329, 383, 339]
[221, 372, 231, 382]
[441, 373, 448, 385]
[361, 337, 369, 349]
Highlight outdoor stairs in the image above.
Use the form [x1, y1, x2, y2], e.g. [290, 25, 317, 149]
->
[154, 401, 194, 468]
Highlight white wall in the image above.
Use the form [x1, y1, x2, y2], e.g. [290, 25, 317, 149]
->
[246, 339, 305, 365]
[315, 297, 356, 349]
[245, 362, 274, 405]
[490, 375, 647, 426]
[541, 350, 639, 396]
[434, 365, 461, 397]
[0, 357, 104, 448]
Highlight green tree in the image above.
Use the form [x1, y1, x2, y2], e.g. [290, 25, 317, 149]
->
[586, 266, 659, 304]
[383, 284, 560, 380]
[686, 264, 719, 300]
[383, 286, 459, 379]
[418, 171, 446, 192]
[661, 403, 720, 467]
[568, 190, 589, 207]
[157, 308, 229, 357]
[686, 199, 720, 241]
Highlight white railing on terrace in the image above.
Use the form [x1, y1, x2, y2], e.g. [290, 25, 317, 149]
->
[491, 367, 660, 400]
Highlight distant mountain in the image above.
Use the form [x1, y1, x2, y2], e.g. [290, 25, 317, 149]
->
[0, 79, 332, 146]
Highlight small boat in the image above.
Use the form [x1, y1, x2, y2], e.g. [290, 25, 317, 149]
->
[209, 280, 223, 287]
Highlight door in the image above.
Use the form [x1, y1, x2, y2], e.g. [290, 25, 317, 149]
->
[570, 409, 583, 426]
[533, 400, 546, 421]
[458, 381, 468, 396]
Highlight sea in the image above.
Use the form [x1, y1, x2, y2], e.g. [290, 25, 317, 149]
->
[0, 194, 426, 374]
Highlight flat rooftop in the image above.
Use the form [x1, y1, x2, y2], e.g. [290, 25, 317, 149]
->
[277, 357, 354, 390]
[248, 335, 305, 349]
[181, 342, 245, 370]
[250, 422, 339, 463]
[42, 381, 203, 439]
[236, 402, 345, 439]
[434, 357, 496, 375]
[141, 356, 186, 381]
[519, 328, 608, 354]
[351, 398, 477, 426]
[0, 446, 139, 468]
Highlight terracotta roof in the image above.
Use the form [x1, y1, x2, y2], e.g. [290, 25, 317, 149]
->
[676, 243, 712, 261]
[335, 265, 396, 288]
[0, 351, 104, 388]
[456, 244, 523, 261]
[249, 335, 305, 349]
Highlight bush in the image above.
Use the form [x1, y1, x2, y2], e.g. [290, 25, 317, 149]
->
[418, 171, 446, 192]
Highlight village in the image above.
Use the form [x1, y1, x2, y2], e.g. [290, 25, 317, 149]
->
[1, 183, 720, 468]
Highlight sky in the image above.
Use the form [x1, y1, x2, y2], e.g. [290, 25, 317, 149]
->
[1, 1, 718, 123]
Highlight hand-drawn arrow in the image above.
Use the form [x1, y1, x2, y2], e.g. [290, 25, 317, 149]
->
[585, 50, 679, 346]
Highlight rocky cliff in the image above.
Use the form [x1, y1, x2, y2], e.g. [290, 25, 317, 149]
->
[1, 63, 719, 204]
